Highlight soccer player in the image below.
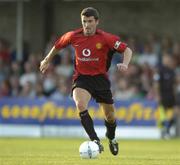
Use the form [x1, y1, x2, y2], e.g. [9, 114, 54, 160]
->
[153, 54, 176, 139]
[40, 7, 132, 155]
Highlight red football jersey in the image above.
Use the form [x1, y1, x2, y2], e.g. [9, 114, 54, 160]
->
[54, 28, 127, 79]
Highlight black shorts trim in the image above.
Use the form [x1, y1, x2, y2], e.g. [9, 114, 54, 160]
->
[72, 74, 113, 104]
[72, 84, 92, 97]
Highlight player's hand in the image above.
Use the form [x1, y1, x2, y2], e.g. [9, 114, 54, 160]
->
[117, 63, 128, 72]
[40, 58, 49, 74]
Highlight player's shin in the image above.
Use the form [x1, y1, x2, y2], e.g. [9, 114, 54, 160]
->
[104, 119, 116, 140]
[105, 119, 119, 155]
[79, 110, 99, 141]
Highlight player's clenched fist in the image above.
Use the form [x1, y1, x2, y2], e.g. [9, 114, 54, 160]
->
[117, 63, 128, 72]
[40, 58, 49, 74]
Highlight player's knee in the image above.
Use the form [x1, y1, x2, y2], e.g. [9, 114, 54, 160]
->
[105, 114, 115, 124]
[75, 101, 87, 111]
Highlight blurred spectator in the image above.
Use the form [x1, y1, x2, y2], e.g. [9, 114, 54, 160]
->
[50, 77, 70, 100]
[11, 41, 30, 63]
[140, 64, 154, 97]
[34, 80, 46, 99]
[20, 81, 36, 98]
[55, 48, 73, 78]
[20, 61, 37, 87]
[137, 42, 158, 67]
[9, 75, 21, 97]
[10, 61, 22, 77]
[146, 32, 161, 55]
[0, 59, 8, 84]
[160, 35, 173, 54]
[42, 64, 57, 96]
[114, 77, 139, 100]
[28, 53, 41, 72]
[0, 38, 11, 63]
[0, 79, 11, 98]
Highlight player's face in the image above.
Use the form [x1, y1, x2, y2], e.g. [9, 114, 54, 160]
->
[81, 16, 99, 36]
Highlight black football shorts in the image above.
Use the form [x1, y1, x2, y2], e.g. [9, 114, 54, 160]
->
[161, 94, 176, 109]
[72, 74, 113, 104]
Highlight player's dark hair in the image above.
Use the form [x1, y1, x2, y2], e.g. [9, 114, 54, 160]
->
[81, 7, 99, 20]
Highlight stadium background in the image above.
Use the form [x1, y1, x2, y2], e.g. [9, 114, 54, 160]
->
[0, 0, 180, 139]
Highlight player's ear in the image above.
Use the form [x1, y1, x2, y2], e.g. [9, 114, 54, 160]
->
[96, 19, 99, 26]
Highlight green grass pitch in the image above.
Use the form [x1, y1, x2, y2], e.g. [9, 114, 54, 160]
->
[0, 138, 179, 165]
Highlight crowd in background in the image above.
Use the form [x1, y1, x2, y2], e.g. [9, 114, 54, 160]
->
[0, 32, 180, 103]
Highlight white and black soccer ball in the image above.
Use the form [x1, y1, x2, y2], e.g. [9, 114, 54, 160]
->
[79, 141, 99, 159]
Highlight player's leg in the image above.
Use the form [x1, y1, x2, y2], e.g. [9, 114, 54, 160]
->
[100, 103, 116, 139]
[160, 97, 176, 139]
[165, 107, 175, 137]
[73, 87, 103, 152]
[99, 103, 119, 155]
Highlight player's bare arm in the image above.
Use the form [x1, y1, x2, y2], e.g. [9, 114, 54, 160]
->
[40, 46, 59, 74]
[117, 47, 132, 72]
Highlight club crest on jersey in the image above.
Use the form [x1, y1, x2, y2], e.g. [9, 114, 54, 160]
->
[82, 49, 91, 57]
[114, 41, 121, 49]
[96, 42, 102, 49]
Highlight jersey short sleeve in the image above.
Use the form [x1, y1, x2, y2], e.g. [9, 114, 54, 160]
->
[54, 31, 74, 49]
[104, 32, 127, 53]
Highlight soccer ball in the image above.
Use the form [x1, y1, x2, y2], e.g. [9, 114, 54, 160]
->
[79, 141, 100, 159]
